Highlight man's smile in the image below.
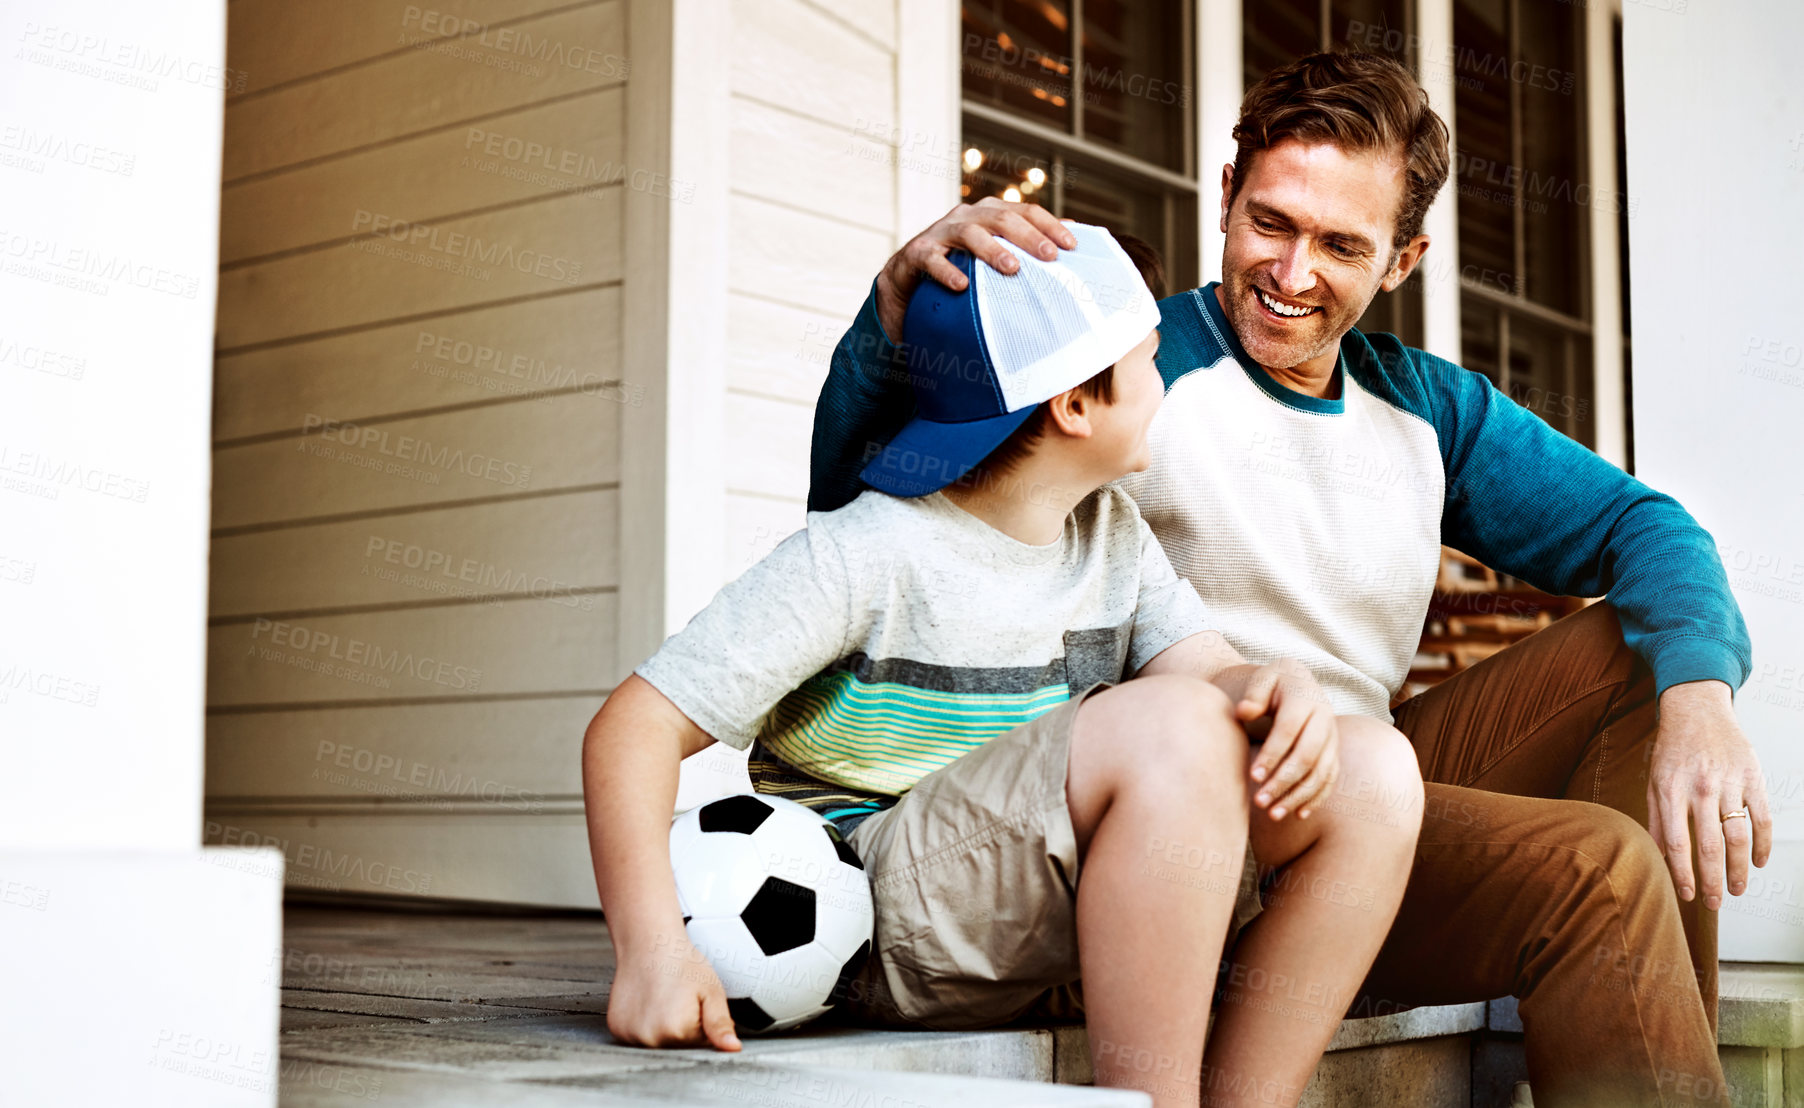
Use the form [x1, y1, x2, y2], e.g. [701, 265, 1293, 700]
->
[1254, 285, 1322, 320]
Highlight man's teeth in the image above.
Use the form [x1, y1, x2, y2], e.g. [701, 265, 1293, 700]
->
[1257, 288, 1315, 318]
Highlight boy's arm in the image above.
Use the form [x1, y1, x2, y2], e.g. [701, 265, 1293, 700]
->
[582, 674, 740, 1052]
[583, 521, 856, 1049]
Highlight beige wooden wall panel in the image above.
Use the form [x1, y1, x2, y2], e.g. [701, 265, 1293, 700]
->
[728, 98, 894, 236]
[225, 1, 625, 181]
[727, 195, 890, 320]
[208, 0, 632, 909]
[218, 189, 622, 349]
[223, 89, 625, 264]
[824, 0, 898, 51]
[725, 293, 842, 406]
[209, 489, 617, 617]
[212, 390, 621, 530]
[213, 287, 624, 443]
[722, 493, 807, 585]
[206, 697, 595, 800]
[200, 811, 597, 908]
[730, 0, 893, 132]
[712, 0, 903, 601]
[208, 594, 617, 708]
[227, 0, 576, 96]
[722, 393, 813, 501]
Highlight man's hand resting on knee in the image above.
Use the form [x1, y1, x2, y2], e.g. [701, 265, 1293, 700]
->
[1135, 634, 1340, 822]
[1650, 679, 1773, 911]
[1228, 661, 1342, 823]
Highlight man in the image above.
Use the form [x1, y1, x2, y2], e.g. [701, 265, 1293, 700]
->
[808, 51, 1764, 1106]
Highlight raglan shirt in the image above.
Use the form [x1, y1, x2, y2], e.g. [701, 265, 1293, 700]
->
[636, 485, 1211, 832]
[808, 279, 1751, 720]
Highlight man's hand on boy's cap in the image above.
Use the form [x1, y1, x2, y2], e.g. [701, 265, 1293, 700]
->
[875, 198, 1077, 343]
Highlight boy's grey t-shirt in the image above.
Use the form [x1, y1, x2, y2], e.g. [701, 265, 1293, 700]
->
[635, 485, 1211, 830]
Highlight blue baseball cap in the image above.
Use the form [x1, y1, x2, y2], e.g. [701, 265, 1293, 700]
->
[859, 221, 1159, 498]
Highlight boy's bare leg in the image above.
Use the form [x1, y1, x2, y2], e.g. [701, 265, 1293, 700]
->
[1065, 676, 1253, 1108]
[1202, 717, 1423, 1108]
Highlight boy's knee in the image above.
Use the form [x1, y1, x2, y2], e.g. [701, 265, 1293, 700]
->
[1117, 675, 1239, 753]
[1324, 716, 1425, 833]
[1075, 676, 1245, 790]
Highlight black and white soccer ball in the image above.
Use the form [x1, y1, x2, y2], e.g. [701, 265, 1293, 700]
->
[669, 793, 874, 1033]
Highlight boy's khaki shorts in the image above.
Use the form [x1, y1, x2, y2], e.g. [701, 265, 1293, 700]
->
[834, 681, 1264, 1030]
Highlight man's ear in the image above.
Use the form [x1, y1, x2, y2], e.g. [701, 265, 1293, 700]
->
[1381, 234, 1432, 292]
[1219, 163, 1234, 234]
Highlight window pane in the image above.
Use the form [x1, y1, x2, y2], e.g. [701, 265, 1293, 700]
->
[1504, 314, 1592, 447]
[959, 126, 1062, 209]
[962, 118, 1198, 294]
[1452, 0, 1516, 293]
[1515, 0, 1583, 316]
[1244, 0, 1318, 89]
[1459, 293, 1501, 387]
[1358, 280, 1425, 349]
[1330, 0, 1412, 70]
[962, 0, 1074, 132]
[1079, 0, 1187, 170]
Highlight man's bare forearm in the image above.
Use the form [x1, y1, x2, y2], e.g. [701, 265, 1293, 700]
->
[582, 674, 715, 952]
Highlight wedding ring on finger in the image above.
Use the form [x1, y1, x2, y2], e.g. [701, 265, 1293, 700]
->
[1721, 808, 1750, 825]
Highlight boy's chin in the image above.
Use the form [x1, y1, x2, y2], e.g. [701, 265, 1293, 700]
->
[1100, 455, 1151, 484]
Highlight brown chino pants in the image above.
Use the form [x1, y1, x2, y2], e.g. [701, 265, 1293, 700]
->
[1361, 601, 1727, 1106]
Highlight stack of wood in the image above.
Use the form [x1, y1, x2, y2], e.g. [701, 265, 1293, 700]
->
[1395, 548, 1593, 706]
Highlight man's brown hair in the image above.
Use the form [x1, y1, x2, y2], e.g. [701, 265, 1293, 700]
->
[1230, 51, 1450, 250]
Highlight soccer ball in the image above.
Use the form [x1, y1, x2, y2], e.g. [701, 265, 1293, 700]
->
[669, 793, 875, 1033]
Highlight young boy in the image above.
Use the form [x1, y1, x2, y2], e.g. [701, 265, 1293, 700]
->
[582, 224, 1423, 1108]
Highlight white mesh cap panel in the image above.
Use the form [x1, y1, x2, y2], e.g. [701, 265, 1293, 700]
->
[971, 221, 1161, 413]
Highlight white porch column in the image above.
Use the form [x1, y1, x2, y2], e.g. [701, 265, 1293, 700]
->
[1196, 0, 1242, 285]
[1416, 0, 1462, 364]
[1584, 0, 1628, 468]
[0, 1, 283, 1102]
[1623, 0, 1804, 961]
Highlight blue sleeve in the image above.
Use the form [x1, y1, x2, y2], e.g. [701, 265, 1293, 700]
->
[807, 280, 915, 513]
[1363, 337, 1751, 698]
